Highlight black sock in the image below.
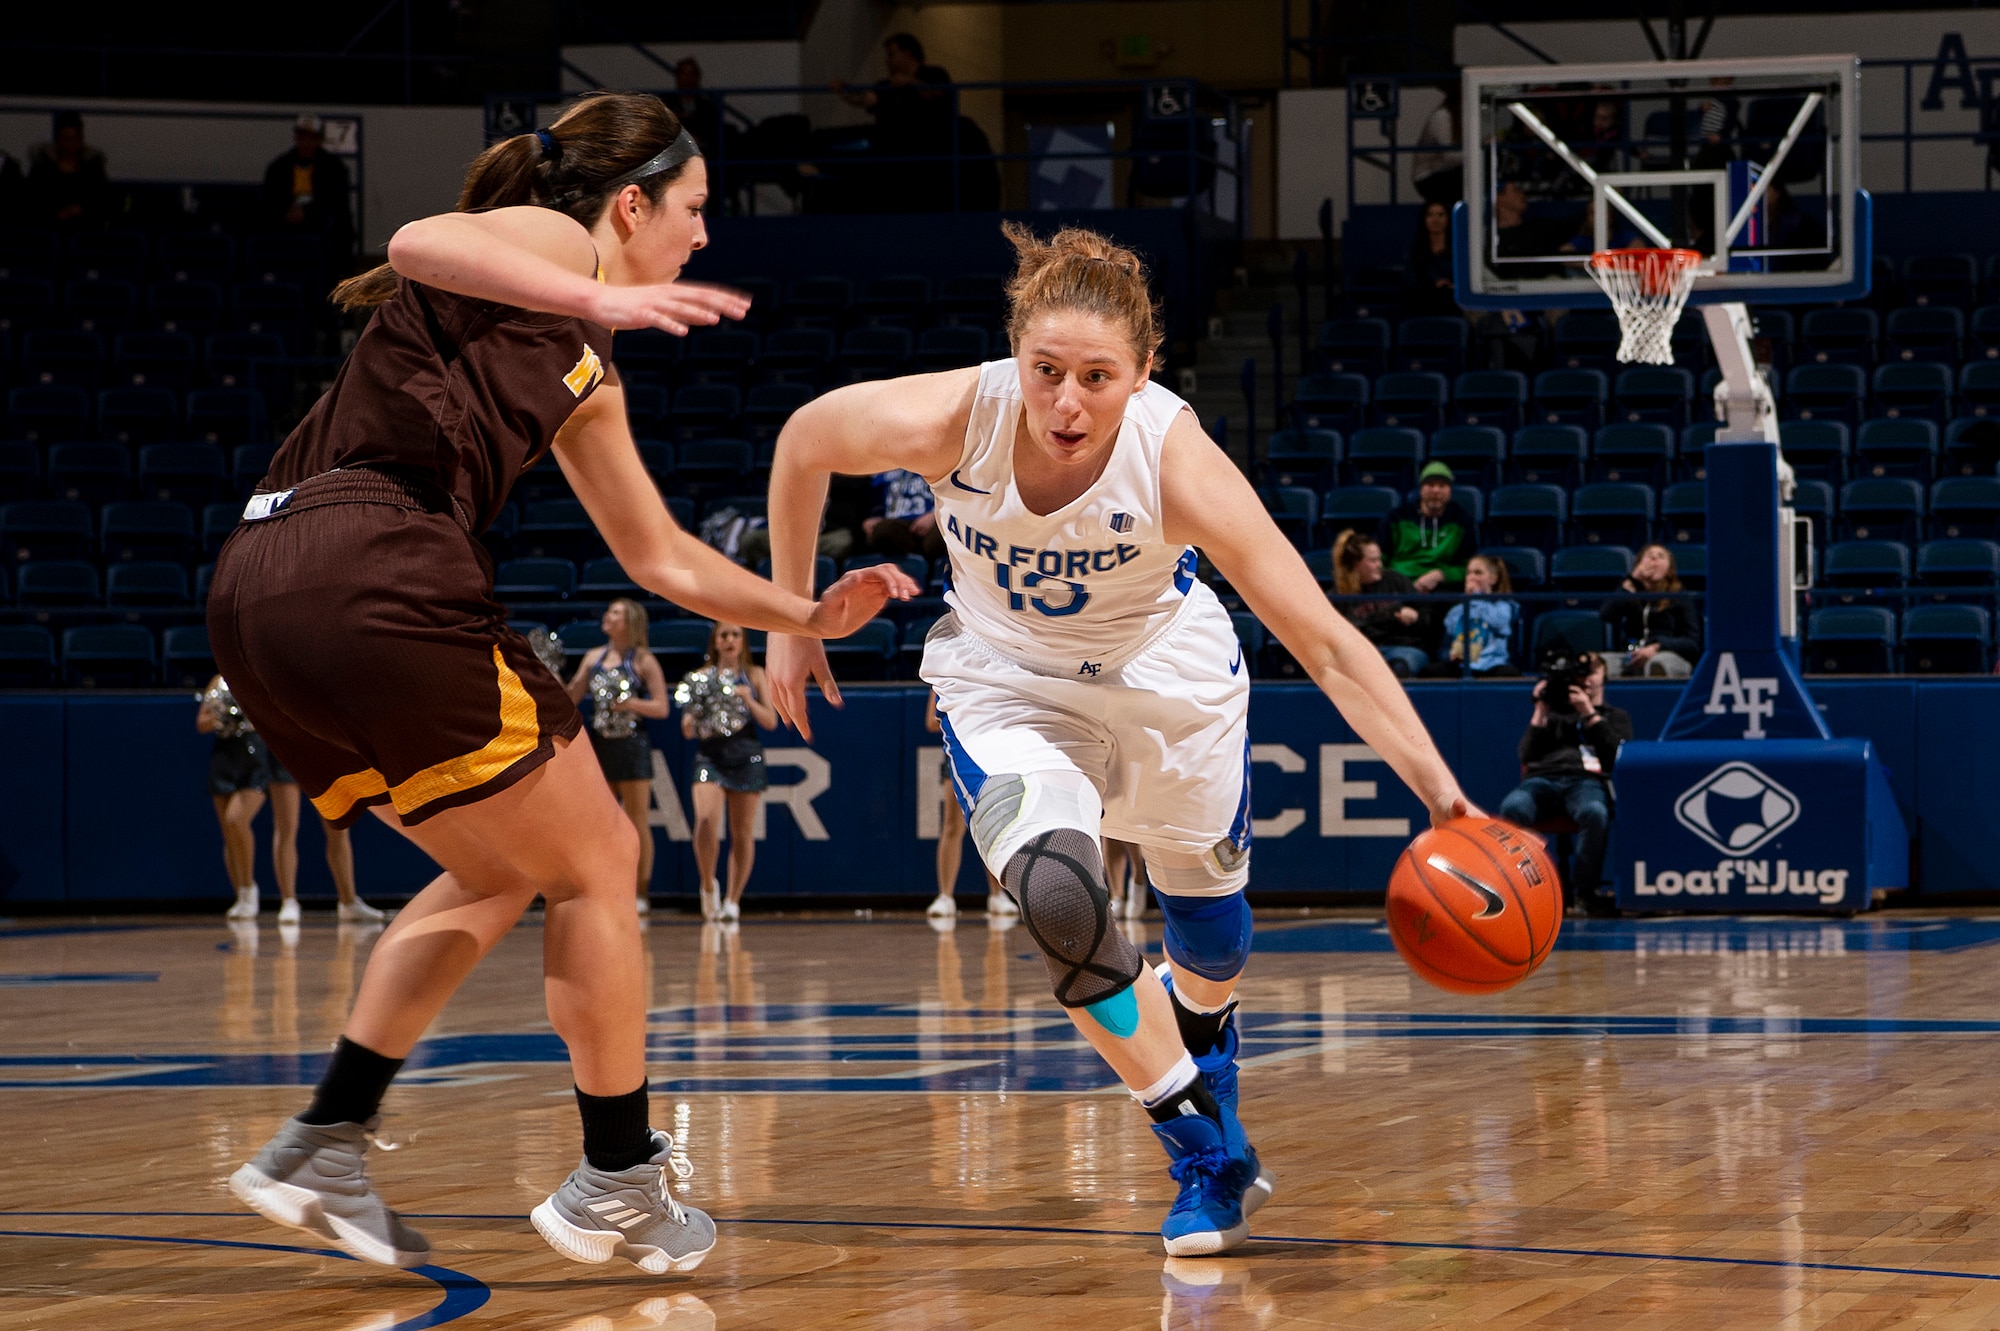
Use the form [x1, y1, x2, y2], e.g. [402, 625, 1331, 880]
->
[576, 1084, 654, 1171]
[1169, 989, 1235, 1059]
[1144, 1070, 1223, 1125]
[299, 1037, 403, 1126]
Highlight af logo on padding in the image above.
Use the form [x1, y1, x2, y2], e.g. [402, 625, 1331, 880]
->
[1673, 762, 1801, 856]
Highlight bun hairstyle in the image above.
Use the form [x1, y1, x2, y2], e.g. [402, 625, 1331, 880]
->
[1468, 552, 1513, 594]
[1001, 221, 1163, 368]
[1332, 528, 1376, 596]
[333, 91, 696, 312]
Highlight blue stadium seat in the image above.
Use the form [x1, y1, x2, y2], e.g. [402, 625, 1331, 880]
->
[8, 385, 89, 440]
[633, 440, 674, 487]
[1804, 605, 1896, 674]
[1395, 317, 1467, 374]
[0, 624, 57, 686]
[1872, 362, 1954, 424]
[186, 389, 267, 445]
[1315, 318, 1390, 375]
[1, 500, 93, 563]
[114, 331, 197, 393]
[1428, 425, 1505, 491]
[1820, 540, 1909, 607]
[1343, 426, 1423, 488]
[22, 329, 104, 390]
[1228, 612, 1266, 679]
[69, 228, 148, 279]
[203, 331, 286, 392]
[201, 501, 239, 557]
[1778, 419, 1850, 484]
[1292, 372, 1368, 432]
[1613, 366, 1694, 429]
[1749, 309, 1795, 371]
[823, 617, 899, 681]
[161, 623, 216, 688]
[1958, 362, 2000, 418]
[1785, 364, 1866, 426]
[784, 275, 852, 327]
[1550, 545, 1633, 594]
[233, 281, 308, 351]
[0, 228, 59, 278]
[1320, 485, 1400, 539]
[668, 384, 741, 439]
[156, 233, 236, 285]
[1552, 311, 1620, 370]
[683, 328, 759, 383]
[106, 560, 190, 606]
[610, 328, 680, 386]
[1258, 486, 1318, 549]
[1971, 305, 2000, 360]
[1532, 369, 1609, 430]
[1570, 483, 1655, 548]
[1902, 604, 1990, 673]
[518, 499, 600, 564]
[1483, 545, 1547, 590]
[1263, 428, 1340, 489]
[914, 326, 987, 370]
[101, 500, 197, 563]
[1450, 370, 1527, 431]
[1799, 307, 1877, 368]
[17, 559, 99, 606]
[621, 384, 669, 438]
[1508, 425, 1587, 487]
[230, 443, 276, 497]
[1486, 484, 1568, 553]
[0, 441, 39, 502]
[138, 442, 228, 505]
[148, 279, 226, 337]
[1369, 372, 1446, 431]
[837, 327, 913, 379]
[1660, 480, 1707, 544]
[47, 442, 134, 507]
[675, 438, 754, 490]
[1929, 476, 2000, 540]
[1916, 538, 2000, 608]
[743, 382, 814, 440]
[492, 557, 577, 601]
[1853, 418, 1938, 481]
[1839, 478, 1925, 543]
[1301, 548, 1334, 588]
[1902, 253, 1978, 310]
[243, 235, 326, 288]
[1793, 479, 1835, 549]
[97, 386, 180, 443]
[1680, 422, 1719, 480]
[0, 277, 57, 335]
[934, 274, 1003, 327]
[758, 328, 837, 382]
[1443, 482, 1485, 525]
[553, 619, 610, 664]
[1591, 422, 1674, 486]
[63, 277, 138, 334]
[1884, 306, 1963, 362]
[62, 624, 156, 686]
[857, 274, 931, 328]
[1532, 608, 1608, 660]
[578, 557, 643, 599]
[1672, 543, 1707, 589]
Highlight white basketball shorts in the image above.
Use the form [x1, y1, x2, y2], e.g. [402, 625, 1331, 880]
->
[921, 586, 1250, 878]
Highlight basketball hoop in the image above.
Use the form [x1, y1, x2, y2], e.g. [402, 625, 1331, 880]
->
[1586, 248, 1705, 365]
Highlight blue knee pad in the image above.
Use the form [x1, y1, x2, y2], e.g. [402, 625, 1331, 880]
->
[1158, 890, 1253, 982]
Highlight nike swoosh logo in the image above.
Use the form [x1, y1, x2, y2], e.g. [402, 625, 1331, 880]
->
[949, 469, 991, 494]
[1229, 647, 1243, 675]
[1427, 854, 1506, 918]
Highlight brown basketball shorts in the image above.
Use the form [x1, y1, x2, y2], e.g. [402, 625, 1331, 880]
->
[207, 469, 582, 829]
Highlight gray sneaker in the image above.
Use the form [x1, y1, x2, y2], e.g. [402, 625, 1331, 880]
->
[531, 1131, 717, 1274]
[228, 1116, 430, 1268]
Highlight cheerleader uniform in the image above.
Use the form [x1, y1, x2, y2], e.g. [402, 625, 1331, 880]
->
[204, 677, 274, 796]
[676, 665, 766, 793]
[586, 651, 654, 783]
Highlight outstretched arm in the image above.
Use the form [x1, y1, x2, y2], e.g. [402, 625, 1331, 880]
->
[764, 369, 974, 737]
[1161, 413, 1473, 826]
[384, 204, 747, 335]
[554, 381, 915, 637]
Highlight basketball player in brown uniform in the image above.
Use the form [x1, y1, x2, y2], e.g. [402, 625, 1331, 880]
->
[210, 91, 915, 1275]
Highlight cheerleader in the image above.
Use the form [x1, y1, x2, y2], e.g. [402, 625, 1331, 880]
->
[566, 597, 671, 911]
[676, 622, 776, 922]
[197, 675, 281, 922]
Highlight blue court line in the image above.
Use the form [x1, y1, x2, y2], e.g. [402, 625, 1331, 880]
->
[0, 972, 159, 986]
[7, 1212, 1998, 1288]
[0, 924, 154, 940]
[0, 1228, 489, 1329]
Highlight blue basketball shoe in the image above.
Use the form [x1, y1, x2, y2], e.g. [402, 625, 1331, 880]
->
[1151, 1110, 1249, 1256]
[1157, 963, 1275, 1219]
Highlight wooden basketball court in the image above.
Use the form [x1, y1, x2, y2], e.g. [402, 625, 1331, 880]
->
[6, 907, 2000, 1328]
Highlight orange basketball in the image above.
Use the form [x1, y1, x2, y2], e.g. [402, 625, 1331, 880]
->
[1385, 817, 1562, 994]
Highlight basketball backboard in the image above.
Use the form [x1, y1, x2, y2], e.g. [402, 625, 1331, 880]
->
[1455, 55, 1867, 307]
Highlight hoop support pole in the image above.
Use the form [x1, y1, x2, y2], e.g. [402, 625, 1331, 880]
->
[1702, 299, 1802, 636]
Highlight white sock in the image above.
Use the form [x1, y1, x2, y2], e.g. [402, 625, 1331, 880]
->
[1170, 986, 1233, 1015]
[1133, 1052, 1200, 1108]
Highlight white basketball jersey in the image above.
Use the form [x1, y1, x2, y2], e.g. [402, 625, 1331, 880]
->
[933, 359, 1206, 671]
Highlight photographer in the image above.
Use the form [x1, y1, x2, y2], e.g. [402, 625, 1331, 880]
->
[1497, 650, 1632, 914]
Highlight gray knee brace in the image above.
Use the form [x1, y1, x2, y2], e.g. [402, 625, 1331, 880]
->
[1002, 828, 1144, 1028]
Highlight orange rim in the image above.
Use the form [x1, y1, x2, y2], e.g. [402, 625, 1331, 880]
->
[1588, 247, 1704, 298]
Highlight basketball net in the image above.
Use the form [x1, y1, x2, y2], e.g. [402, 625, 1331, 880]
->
[1586, 248, 1705, 366]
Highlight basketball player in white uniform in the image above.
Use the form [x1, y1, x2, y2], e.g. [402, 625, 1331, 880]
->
[765, 224, 1474, 1255]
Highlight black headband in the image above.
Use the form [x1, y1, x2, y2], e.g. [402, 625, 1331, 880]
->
[601, 128, 702, 190]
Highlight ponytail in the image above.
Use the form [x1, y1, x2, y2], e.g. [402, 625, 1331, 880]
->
[333, 91, 696, 312]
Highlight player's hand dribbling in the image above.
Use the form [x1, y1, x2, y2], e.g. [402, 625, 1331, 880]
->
[1430, 792, 1487, 828]
[769, 566, 920, 739]
[588, 281, 750, 336]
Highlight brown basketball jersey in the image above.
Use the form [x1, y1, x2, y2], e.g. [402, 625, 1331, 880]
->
[264, 278, 615, 533]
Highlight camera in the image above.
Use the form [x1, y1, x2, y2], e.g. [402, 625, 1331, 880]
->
[1538, 647, 1590, 715]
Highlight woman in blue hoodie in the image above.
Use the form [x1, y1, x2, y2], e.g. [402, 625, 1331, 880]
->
[1423, 553, 1522, 677]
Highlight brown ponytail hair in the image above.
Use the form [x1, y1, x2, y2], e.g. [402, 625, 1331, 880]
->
[1333, 528, 1377, 596]
[332, 91, 695, 312]
[1000, 221, 1163, 368]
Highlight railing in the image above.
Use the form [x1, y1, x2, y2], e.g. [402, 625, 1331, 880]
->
[490, 79, 1249, 230]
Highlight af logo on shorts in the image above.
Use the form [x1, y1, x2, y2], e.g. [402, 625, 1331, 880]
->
[563, 345, 605, 398]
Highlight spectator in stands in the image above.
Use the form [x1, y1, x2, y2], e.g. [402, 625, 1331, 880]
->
[1498, 651, 1631, 914]
[1583, 100, 1626, 174]
[679, 622, 777, 924]
[1422, 552, 1522, 678]
[863, 468, 944, 562]
[1333, 528, 1428, 677]
[669, 58, 725, 158]
[833, 32, 955, 211]
[1375, 461, 1474, 594]
[1404, 200, 1459, 318]
[1413, 86, 1462, 205]
[27, 110, 109, 228]
[1601, 543, 1702, 677]
[262, 114, 354, 260]
[0, 147, 25, 227]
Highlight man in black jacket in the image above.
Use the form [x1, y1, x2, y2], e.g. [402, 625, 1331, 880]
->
[262, 115, 353, 258]
[1497, 651, 1632, 913]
